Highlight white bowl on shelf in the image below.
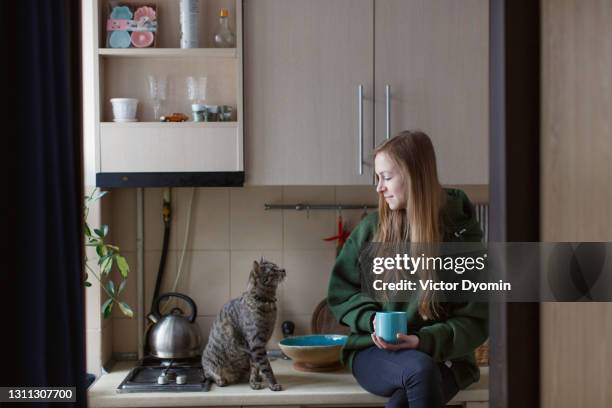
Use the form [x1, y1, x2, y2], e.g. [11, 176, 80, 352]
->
[110, 98, 139, 122]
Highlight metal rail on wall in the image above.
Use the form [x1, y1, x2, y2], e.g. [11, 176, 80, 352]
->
[265, 203, 489, 243]
[264, 203, 377, 211]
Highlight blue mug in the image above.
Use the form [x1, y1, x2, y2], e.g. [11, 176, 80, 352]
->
[375, 311, 408, 344]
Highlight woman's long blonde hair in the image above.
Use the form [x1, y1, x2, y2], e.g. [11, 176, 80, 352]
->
[374, 130, 446, 320]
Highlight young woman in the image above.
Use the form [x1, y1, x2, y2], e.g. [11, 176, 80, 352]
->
[327, 130, 488, 408]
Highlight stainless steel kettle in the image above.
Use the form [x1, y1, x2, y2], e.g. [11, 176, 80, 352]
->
[147, 292, 202, 359]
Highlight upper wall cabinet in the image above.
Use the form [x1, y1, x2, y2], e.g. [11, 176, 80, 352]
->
[244, 0, 374, 185]
[90, 0, 245, 187]
[244, 0, 489, 185]
[374, 0, 489, 185]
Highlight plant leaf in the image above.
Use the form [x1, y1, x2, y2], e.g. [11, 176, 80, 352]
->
[90, 189, 108, 203]
[102, 298, 113, 319]
[101, 256, 113, 275]
[118, 279, 127, 294]
[85, 187, 97, 199]
[94, 225, 108, 238]
[84, 223, 92, 238]
[96, 244, 108, 258]
[118, 302, 134, 318]
[116, 255, 129, 278]
[106, 280, 115, 295]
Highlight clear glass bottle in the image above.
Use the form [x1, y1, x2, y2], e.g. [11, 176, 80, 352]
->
[213, 8, 235, 48]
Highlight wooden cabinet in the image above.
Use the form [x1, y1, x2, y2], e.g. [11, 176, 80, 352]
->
[99, 122, 241, 172]
[244, 0, 374, 185]
[245, 0, 488, 185]
[374, 0, 489, 184]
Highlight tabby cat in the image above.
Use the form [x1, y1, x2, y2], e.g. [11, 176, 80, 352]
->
[201, 259, 286, 391]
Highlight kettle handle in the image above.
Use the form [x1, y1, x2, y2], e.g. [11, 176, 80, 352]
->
[152, 292, 198, 323]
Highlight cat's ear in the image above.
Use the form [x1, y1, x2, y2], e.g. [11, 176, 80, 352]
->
[253, 260, 260, 272]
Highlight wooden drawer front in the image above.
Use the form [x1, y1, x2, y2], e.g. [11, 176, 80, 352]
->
[100, 123, 242, 173]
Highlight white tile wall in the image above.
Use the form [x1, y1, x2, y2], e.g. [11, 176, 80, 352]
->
[175, 188, 231, 251]
[230, 187, 283, 250]
[282, 186, 336, 250]
[180, 251, 232, 314]
[282, 250, 337, 315]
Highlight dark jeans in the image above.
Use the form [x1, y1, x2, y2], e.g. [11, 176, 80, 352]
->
[352, 346, 459, 408]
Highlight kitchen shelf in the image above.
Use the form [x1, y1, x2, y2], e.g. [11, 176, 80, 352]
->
[98, 48, 237, 59]
[100, 121, 238, 128]
[91, 0, 244, 188]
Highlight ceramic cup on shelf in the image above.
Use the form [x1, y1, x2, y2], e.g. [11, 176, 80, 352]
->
[191, 104, 206, 122]
[218, 105, 233, 122]
[110, 98, 139, 122]
[204, 104, 219, 122]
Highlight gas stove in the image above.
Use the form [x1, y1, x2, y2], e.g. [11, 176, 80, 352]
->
[116, 356, 206, 393]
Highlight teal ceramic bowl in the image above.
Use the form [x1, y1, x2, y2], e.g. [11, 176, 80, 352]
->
[279, 335, 347, 372]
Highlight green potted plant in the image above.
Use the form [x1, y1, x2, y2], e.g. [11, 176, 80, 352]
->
[84, 188, 133, 318]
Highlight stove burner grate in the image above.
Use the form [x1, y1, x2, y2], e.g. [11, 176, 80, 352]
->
[117, 365, 206, 393]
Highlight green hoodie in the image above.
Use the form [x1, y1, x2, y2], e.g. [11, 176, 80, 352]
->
[327, 188, 488, 390]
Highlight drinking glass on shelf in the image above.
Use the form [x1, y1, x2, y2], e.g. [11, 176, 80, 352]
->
[186, 76, 198, 104]
[147, 75, 167, 121]
[186, 76, 208, 104]
[197, 76, 207, 104]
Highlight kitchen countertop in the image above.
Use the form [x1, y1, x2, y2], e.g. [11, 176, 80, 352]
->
[88, 359, 488, 407]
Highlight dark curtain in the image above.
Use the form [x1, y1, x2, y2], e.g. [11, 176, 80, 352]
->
[2, 0, 86, 407]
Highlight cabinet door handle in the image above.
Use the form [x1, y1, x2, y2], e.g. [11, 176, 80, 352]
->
[358, 85, 364, 175]
[385, 84, 391, 139]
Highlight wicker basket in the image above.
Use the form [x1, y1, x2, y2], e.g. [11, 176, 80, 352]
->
[475, 339, 489, 366]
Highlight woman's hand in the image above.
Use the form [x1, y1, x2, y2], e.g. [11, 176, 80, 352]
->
[371, 332, 420, 350]
[371, 316, 420, 350]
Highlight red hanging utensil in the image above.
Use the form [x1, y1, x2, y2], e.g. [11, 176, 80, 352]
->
[323, 215, 351, 254]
